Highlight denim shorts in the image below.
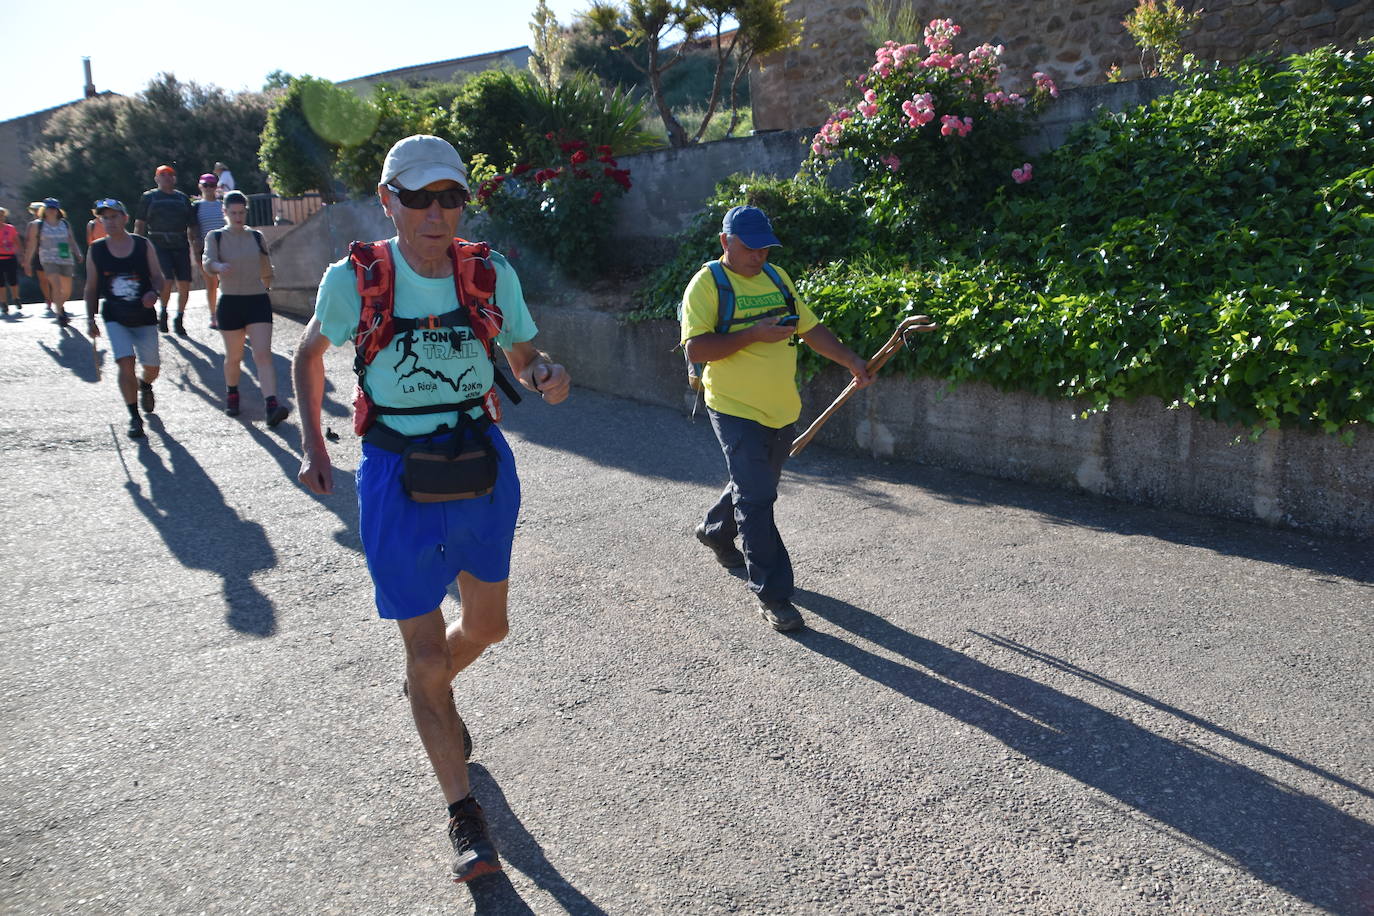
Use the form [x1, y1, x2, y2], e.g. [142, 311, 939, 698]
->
[357, 425, 521, 620]
[104, 320, 161, 365]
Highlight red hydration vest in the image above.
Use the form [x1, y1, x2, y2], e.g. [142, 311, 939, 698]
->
[348, 238, 518, 436]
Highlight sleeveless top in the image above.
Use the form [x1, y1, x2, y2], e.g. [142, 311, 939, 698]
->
[92, 236, 156, 327]
[38, 219, 75, 265]
[0, 223, 18, 258]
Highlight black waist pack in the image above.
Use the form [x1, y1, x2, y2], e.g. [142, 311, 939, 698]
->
[400, 438, 498, 503]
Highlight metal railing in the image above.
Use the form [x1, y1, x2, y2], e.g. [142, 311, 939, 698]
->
[246, 192, 325, 227]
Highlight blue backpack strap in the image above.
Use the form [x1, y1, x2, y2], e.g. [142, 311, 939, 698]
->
[706, 260, 735, 334]
[759, 262, 796, 316]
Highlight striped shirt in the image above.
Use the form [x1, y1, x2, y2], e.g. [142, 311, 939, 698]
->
[194, 199, 226, 239]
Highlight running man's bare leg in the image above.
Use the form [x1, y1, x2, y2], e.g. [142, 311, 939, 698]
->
[175, 280, 190, 317]
[446, 572, 510, 678]
[398, 608, 472, 804]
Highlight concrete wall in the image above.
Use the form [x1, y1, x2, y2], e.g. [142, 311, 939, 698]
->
[751, 0, 1374, 131]
[530, 304, 1373, 539]
[267, 199, 395, 312]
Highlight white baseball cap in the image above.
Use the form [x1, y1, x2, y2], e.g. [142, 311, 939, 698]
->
[379, 135, 470, 192]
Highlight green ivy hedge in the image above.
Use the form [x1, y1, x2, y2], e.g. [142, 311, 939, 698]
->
[637, 46, 1373, 439]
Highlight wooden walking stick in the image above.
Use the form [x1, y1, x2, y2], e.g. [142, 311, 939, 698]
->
[789, 314, 938, 457]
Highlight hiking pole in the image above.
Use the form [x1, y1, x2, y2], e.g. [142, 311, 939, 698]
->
[789, 314, 938, 458]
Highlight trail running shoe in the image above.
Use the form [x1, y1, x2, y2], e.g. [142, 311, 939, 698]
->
[56, 312, 71, 328]
[158, 310, 169, 333]
[128, 415, 145, 440]
[173, 315, 187, 337]
[139, 381, 155, 414]
[447, 797, 501, 883]
[266, 404, 291, 428]
[226, 392, 241, 417]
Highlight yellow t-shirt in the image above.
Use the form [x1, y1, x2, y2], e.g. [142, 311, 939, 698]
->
[680, 261, 818, 428]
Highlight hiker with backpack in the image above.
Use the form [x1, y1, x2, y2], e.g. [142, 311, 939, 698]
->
[24, 198, 82, 327]
[134, 165, 195, 337]
[291, 135, 570, 884]
[202, 190, 288, 426]
[681, 205, 872, 633]
[0, 208, 21, 315]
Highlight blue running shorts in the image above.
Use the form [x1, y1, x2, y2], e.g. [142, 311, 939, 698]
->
[356, 424, 521, 620]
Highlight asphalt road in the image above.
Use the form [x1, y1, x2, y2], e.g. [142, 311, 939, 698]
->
[3, 294, 1371, 916]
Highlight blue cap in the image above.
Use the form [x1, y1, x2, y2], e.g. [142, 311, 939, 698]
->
[721, 205, 781, 249]
[42, 197, 61, 209]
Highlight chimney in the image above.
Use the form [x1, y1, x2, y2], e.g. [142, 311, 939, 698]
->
[83, 57, 96, 98]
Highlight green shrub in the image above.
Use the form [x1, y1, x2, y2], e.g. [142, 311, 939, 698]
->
[645, 46, 1373, 439]
[333, 83, 446, 198]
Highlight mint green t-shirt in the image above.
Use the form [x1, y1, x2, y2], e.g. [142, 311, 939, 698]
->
[315, 239, 537, 437]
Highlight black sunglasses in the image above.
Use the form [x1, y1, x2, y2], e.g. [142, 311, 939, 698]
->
[385, 184, 468, 210]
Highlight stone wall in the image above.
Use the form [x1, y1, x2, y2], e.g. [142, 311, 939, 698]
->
[530, 304, 1373, 538]
[751, 0, 1373, 131]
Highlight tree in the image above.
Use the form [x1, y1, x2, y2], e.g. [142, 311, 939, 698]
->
[263, 69, 293, 91]
[529, 0, 569, 90]
[25, 73, 270, 212]
[579, 0, 799, 147]
[259, 75, 375, 202]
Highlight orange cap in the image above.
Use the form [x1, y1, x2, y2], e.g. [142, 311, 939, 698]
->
[155, 164, 175, 176]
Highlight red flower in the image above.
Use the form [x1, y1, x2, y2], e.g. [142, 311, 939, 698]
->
[559, 139, 587, 153]
[606, 167, 632, 190]
[570, 149, 589, 164]
[511, 162, 533, 176]
[591, 191, 604, 205]
[598, 154, 618, 166]
[596, 145, 613, 156]
[545, 132, 555, 140]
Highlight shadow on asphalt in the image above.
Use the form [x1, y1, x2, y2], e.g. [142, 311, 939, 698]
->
[117, 415, 280, 637]
[466, 763, 609, 915]
[790, 587, 1374, 915]
[36, 323, 104, 384]
[163, 334, 363, 552]
[785, 451, 1374, 586]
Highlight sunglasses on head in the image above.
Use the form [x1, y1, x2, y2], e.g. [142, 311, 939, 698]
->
[95, 199, 123, 212]
[385, 183, 468, 210]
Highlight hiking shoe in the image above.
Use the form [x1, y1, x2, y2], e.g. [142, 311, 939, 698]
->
[695, 524, 746, 570]
[56, 311, 71, 328]
[225, 392, 241, 417]
[447, 797, 501, 883]
[173, 315, 187, 337]
[127, 415, 145, 440]
[266, 404, 291, 428]
[157, 310, 168, 333]
[757, 599, 803, 633]
[139, 381, 155, 414]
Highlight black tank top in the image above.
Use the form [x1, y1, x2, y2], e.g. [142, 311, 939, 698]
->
[92, 235, 156, 326]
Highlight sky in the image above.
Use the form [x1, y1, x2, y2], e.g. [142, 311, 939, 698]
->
[2, 0, 594, 122]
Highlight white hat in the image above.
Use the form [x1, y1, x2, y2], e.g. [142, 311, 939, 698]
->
[379, 135, 470, 192]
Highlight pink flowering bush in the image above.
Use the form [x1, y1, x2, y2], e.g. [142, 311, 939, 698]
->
[807, 18, 1058, 221]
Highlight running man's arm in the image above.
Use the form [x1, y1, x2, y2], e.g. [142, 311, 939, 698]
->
[294, 317, 335, 494]
[502, 339, 570, 404]
[83, 248, 100, 337]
